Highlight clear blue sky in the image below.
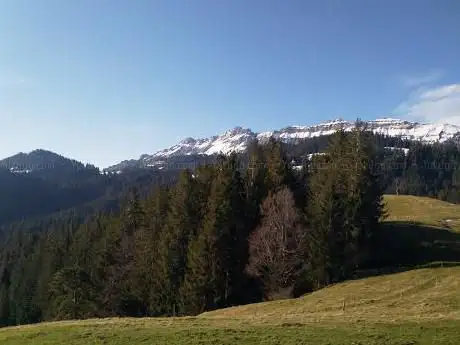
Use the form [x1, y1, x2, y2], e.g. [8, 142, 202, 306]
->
[1, 0, 459, 167]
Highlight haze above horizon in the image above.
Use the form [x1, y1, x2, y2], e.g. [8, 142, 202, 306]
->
[1, 0, 459, 167]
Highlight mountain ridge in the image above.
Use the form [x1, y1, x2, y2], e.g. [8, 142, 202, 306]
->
[0, 149, 89, 173]
[106, 118, 460, 172]
[2, 118, 460, 172]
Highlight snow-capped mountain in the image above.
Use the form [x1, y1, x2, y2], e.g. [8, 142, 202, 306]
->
[151, 127, 255, 158]
[106, 118, 460, 171]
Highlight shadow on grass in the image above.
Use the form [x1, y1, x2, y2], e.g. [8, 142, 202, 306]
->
[356, 221, 460, 278]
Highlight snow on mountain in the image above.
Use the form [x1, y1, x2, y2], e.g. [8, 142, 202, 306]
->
[150, 127, 255, 159]
[384, 147, 410, 156]
[106, 118, 460, 171]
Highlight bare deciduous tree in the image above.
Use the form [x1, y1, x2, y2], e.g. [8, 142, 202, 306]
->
[246, 187, 306, 299]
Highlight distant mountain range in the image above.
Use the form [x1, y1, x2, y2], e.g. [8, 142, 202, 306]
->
[105, 118, 460, 172]
[1, 118, 460, 174]
[1, 117, 460, 227]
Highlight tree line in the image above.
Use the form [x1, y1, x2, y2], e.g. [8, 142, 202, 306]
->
[0, 125, 385, 326]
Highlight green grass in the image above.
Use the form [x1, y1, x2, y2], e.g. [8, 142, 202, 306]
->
[378, 195, 460, 267]
[1, 195, 459, 344]
[384, 194, 460, 231]
[1, 318, 459, 345]
[201, 267, 460, 323]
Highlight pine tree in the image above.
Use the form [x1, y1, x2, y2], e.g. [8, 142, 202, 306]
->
[48, 266, 97, 320]
[103, 188, 146, 316]
[181, 155, 248, 314]
[179, 230, 215, 314]
[133, 187, 169, 315]
[340, 123, 384, 274]
[306, 124, 384, 287]
[264, 138, 293, 191]
[0, 268, 11, 326]
[245, 141, 269, 234]
[154, 170, 197, 315]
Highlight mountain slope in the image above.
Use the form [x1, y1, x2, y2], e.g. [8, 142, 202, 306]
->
[0, 150, 160, 226]
[0, 150, 107, 224]
[0, 166, 112, 226]
[107, 118, 460, 171]
[0, 157, 186, 227]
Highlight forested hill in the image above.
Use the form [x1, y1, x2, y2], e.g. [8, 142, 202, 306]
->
[0, 157, 180, 227]
[1, 127, 460, 327]
[0, 163, 106, 221]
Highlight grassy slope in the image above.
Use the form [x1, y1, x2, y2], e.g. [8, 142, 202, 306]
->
[384, 194, 460, 231]
[377, 195, 460, 268]
[201, 266, 460, 323]
[1, 195, 460, 344]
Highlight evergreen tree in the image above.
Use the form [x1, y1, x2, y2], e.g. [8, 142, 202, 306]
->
[48, 266, 97, 320]
[133, 187, 169, 315]
[181, 155, 248, 314]
[245, 140, 269, 233]
[0, 268, 11, 326]
[306, 124, 384, 287]
[155, 170, 197, 315]
[263, 138, 293, 191]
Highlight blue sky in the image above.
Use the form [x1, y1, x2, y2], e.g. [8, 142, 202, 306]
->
[1, 0, 459, 167]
